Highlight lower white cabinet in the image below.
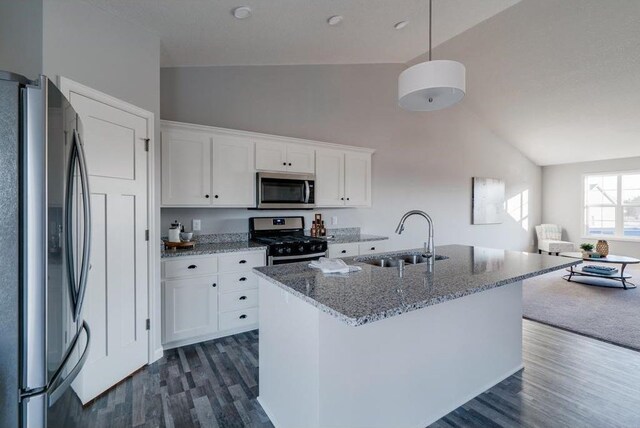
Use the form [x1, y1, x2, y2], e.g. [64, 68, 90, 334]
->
[161, 250, 265, 349]
[328, 240, 388, 258]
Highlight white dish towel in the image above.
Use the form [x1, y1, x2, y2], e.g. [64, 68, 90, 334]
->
[309, 257, 362, 274]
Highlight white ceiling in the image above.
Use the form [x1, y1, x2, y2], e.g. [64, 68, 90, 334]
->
[83, 0, 521, 67]
[438, 0, 640, 165]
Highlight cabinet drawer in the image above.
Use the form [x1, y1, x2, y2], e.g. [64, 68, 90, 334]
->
[328, 243, 359, 258]
[164, 255, 218, 279]
[219, 289, 258, 313]
[219, 272, 258, 293]
[358, 241, 388, 255]
[219, 307, 258, 331]
[218, 251, 265, 273]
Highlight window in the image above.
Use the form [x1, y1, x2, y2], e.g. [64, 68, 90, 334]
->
[584, 172, 640, 239]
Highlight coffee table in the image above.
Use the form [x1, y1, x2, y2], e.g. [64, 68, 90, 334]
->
[559, 252, 639, 290]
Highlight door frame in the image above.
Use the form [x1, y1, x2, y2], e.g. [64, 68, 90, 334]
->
[58, 76, 161, 365]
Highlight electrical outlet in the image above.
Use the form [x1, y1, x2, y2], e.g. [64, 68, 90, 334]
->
[192, 219, 201, 231]
[331, 216, 338, 225]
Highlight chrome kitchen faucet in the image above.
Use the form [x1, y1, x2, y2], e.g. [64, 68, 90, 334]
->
[395, 210, 435, 258]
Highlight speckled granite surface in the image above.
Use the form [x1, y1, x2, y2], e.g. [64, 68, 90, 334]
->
[253, 244, 582, 326]
[161, 241, 266, 258]
[322, 234, 389, 244]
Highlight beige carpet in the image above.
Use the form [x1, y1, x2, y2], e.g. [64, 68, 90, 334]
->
[523, 262, 640, 351]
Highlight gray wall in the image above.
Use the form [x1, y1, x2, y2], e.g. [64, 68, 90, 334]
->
[0, 0, 43, 78]
[542, 157, 640, 258]
[161, 63, 542, 252]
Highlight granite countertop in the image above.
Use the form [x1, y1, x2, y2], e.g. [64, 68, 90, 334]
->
[253, 244, 581, 326]
[322, 234, 388, 244]
[161, 241, 266, 258]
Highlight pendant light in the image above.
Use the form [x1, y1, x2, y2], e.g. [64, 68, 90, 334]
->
[398, 0, 466, 111]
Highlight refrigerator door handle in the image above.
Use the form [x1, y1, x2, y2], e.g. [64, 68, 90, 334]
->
[47, 321, 90, 406]
[73, 130, 91, 321]
[64, 136, 79, 317]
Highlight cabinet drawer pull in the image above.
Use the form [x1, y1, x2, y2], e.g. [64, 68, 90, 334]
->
[239, 295, 247, 301]
[347, 197, 350, 201]
[239, 260, 247, 264]
[370, 247, 376, 251]
[288, 163, 292, 166]
[187, 265, 197, 269]
[205, 194, 210, 198]
[341, 250, 347, 254]
[282, 162, 287, 166]
[239, 314, 247, 320]
[239, 277, 247, 282]
[211, 283, 217, 288]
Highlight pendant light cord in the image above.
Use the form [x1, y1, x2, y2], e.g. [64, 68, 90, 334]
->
[428, 0, 432, 61]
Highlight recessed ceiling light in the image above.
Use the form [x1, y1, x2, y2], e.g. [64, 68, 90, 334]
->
[232, 6, 252, 19]
[327, 15, 344, 26]
[394, 21, 409, 30]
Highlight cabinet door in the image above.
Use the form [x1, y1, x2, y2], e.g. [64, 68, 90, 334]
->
[255, 140, 287, 172]
[161, 131, 212, 206]
[344, 152, 372, 207]
[286, 144, 315, 174]
[315, 149, 345, 207]
[212, 135, 255, 207]
[163, 276, 218, 344]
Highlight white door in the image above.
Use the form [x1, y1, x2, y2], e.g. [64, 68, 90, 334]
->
[212, 135, 255, 207]
[69, 92, 149, 404]
[315, 149, 345, 207]
[344, 152, 372, 207]
[286, 144, 315, 174]
[162, 130, 212, 206]
[255, 139, 287, 172]
[163, 276, 219, 344]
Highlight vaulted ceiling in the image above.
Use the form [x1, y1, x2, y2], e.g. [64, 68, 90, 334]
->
[82, 0, 520, 66]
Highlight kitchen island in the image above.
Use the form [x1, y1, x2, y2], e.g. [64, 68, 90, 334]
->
[253, 245, 580, 428]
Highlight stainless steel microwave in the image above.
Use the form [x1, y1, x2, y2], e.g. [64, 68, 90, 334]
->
[256, 172, 315, 209]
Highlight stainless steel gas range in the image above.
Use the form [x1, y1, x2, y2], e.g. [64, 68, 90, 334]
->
[249, 216, 328, 265]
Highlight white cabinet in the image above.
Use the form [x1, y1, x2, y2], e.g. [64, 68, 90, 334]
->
[211, 135, 255, 207]
[163, 275, 219, 343]
[255, 140, 315, 174]
[315, 148, 345, 206]
[316, 149, 372, 207]
[328, 240, 388, 258]
[161, 250, 266, 349]
[161, 127, 255, 207]
[161, 130, 211, 206]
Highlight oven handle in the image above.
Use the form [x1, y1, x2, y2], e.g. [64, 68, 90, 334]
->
[304, 180, 310, 204]
[270, 252, 327, 263]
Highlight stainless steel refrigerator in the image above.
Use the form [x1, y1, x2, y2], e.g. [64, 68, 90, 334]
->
[0, 71, 92, 427]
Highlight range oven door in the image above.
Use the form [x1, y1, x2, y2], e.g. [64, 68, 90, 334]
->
[257, 172, 315, 209]
[269, 252, 327, 266]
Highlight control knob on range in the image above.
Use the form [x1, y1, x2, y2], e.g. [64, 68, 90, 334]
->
[276, 247, 284, 255]
[285, 247, 292, 254]
[298, 245, 305, 253]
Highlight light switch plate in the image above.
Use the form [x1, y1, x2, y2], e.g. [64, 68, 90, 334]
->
[192, 219, 201, 231]
[331, 216, 338, 225]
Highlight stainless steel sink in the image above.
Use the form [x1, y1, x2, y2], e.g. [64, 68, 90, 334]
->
[360, 253, 448, 267]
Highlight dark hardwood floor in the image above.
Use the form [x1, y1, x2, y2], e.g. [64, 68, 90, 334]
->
[50, 320, 640, 427]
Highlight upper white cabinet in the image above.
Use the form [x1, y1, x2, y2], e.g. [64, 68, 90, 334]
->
[211, 135, 255, 207]
[255, 140, 315, 174]
[161, 121, 374, 208]
[162, 130, 212, 206]
[316, 149, 372, 207]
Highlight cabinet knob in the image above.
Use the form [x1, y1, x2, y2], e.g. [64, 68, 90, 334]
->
[239, 277, 247, 282]
[187, 265, 197, 269]
[239, 296, 247, 300]
[239, 260, 247, 264]
[288, 163, 292, 166]
[239, 314, 247, 320]
[341, 250, 347, 254]
[205, 194, 210, 198]
[282, 162, 287, 166]
[340, 197, 344, 200]
[214, 195, 219, 199]
[212, 283, 217, 287]
[347, 197, 350, 201]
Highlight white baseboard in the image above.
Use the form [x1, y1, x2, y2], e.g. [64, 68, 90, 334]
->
[162, 324, 258, 350]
